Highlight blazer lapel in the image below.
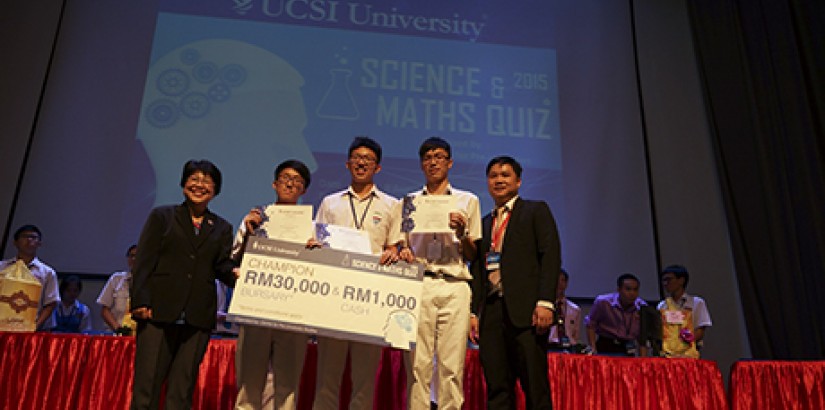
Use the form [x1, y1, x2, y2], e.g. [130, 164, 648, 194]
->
[193, 211, 216, 249]
[501, 198, 523, 252]
[175, 203, 204, 252]
[482, 212, 493, 252]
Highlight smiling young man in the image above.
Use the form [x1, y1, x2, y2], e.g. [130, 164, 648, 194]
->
[397, 136, 481, 409]
[311, 136, 402, 409]
[469, 155, 561, 410]
[232, 159, 313, 410]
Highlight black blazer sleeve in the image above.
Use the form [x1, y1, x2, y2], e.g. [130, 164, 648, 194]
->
[470, 216, 492, 316]
[530, 200, 561, 304]
[131, 206, 169, 310]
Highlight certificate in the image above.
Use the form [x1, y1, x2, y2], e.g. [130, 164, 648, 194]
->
[258, 204, 313, 244]
[315, 223, 372, 254]
[407, 195, 457, 234]
[227, 237, 423, 350]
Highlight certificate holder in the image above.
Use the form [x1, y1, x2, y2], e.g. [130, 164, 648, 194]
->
[409, 195, 457, 234]
[259, 204, 314, 244]
[315, 222, 372, 254]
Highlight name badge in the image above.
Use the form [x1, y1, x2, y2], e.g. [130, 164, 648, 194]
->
[485, 251, 501, 271]
[665, 310, 686, 325]
[625, 340, 638, 356]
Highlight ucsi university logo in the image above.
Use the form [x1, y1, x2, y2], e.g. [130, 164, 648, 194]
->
[228, 0, 487, 41]
[232, 0, 254, 15]
[231, 0, 342, 22]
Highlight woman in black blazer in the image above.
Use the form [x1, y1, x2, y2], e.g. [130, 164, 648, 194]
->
[129, 160, 236, 410]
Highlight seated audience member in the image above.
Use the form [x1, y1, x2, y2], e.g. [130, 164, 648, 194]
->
[548, 268, 582, 350]
[585, 273, 647, 356]
[97, 245, 137, 334]
[0, 224, 60, 331]
[52, 275, 92, 333]
[658, 264, 712, 358]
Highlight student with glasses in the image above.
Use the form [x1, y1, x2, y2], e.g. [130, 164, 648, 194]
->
[658, 265, 712, 358]
[397, 136, 482, 409]
[0, 224, 60, 331]
[310, 136, 403, 409]
[233, 159, 314, 410]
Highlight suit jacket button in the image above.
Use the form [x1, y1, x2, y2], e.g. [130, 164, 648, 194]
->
[190, 254, 195, 259]
[188, 274, 192, 279]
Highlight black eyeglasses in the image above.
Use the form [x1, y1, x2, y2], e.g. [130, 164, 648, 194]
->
[349, 154, 377, 164]
[422, 153, 449, 163]
[277, 174, 305, 187]
[186, 175, 215, 187]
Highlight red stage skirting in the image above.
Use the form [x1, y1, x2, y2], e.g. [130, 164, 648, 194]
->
[729, 360, 825, 410]
[5, 331, 795, 410]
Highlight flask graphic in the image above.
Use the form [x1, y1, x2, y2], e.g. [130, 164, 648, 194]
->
[316, 68, 359, 120]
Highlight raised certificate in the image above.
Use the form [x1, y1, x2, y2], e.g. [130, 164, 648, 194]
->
[227, 237, 423, 350]
[259, 204, 313, 244]
[315, 222, 372, 254]
[408, 195, 457, 233]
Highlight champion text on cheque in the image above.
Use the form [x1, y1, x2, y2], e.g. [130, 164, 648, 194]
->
[228, 237, 423, 350]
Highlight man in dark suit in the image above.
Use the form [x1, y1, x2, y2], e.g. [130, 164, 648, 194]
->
[470, 156, 561, 410]
[130, 160, 237, 410]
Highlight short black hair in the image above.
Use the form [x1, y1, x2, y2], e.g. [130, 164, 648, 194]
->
[275, 159, 311, 189]
[180, 159, 223, 195]
[348, 136, 382, 164]
[59, 275, 83, 294]
[125, 244, 137, 257]
[617, 273, 640, 288]
[419, 136, 451, 160]
[662, 264, 690, 288]
[560, 268, 569, 280]
[13, 224, 42, 241]
[486, 156, 523, 178]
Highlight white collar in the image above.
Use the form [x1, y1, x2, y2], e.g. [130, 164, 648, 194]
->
[346, 185, 379, 200]
[492, 195, 519, 215]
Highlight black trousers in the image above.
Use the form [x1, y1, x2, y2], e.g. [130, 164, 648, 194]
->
[479, 296, 553, 410]
[130, 321, 211, 410]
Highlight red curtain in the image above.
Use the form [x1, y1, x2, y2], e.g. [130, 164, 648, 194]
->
[730, 361, 825, 410]
[75, 335, 135, 409]
[544, 354, 727, 410]
[193, 339, 236, 409]
[7, 332, 794, 410]
[0, 332, 95, 409]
